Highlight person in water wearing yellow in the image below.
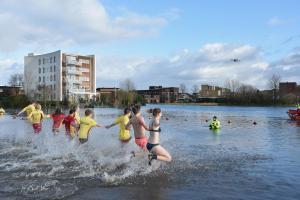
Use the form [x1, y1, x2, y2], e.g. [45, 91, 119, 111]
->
[105, 107, 132, 143]
[0, 107, 5, 116]
[78, 109, 102, 144]
[16, 101, 36, 118]
[27, 104, 45, 134]
[209, 116, 221, 129]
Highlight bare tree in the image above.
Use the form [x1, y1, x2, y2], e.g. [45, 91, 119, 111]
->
[179, 83, 187, 93]
[8, 73, 23, 86]
[268, 74, 281, 103]
[224, 79, 240, 94]
[191, 84, 199, 94]
[24, 68, 35, 100]
[120, 78, 135, 92]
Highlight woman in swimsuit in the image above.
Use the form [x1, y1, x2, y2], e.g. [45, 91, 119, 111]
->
[147, 108, 172, 165]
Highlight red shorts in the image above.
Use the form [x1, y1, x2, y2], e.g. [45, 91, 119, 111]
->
[32, 123, 42, 134]
[135, 137, 148, 149]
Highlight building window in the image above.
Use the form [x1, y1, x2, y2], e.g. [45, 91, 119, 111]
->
[50, 57, 52, 63]
[53, 74, 56, 81]
[39, 77, 41, 82]
[54, 65, 56, 72]
[39, 59, 41, 65]
[43, 67, 45, 73]
[39, 68, 41, 74]
[43, 76, 45, 83]
[50, 75, 52, 81]
[54, 56, 56, 63]
[54, 93, 56, 99]
[50, 85, 53, 90]
[54, 84, 56, 90]
[50, 66, 52, 72]
[43, 58, 45, 64]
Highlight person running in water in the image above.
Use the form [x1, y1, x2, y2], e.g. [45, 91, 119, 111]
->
[27, 103, 45, 134]
[105, 107, 132, 143]
[71, 104, 81, 126]
[63, 108, 79, 139]
[16, 101, 36, 118]
[147, 108, 172, 165]
[126, 105, 150, 153]
[78, 109, 102, 144]
[0, 107, 5, 116]
[48, 108, 65, 134]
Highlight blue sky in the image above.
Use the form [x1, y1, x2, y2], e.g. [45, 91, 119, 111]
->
[0, 0, 300, 90]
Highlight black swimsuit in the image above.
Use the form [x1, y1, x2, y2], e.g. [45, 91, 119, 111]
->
[146, 120, 161, 151]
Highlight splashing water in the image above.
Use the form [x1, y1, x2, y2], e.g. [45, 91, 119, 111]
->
[1, 105, 300, 200]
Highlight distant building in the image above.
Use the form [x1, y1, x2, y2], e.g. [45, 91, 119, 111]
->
[0, 86, 24, 97]
[96, 87, 120, 101]
[178, 93, 194, 102]
[24, 50, 96, 102]
[199, 84, 230, 98]
[137, 86, 179, 103]
[279, 82, 298, 97]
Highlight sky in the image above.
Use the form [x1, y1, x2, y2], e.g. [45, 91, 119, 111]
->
[0, 0, 300, 90]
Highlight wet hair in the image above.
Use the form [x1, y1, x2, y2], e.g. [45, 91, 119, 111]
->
[71, 104, 79, 111]
[85, 109, 93, 116]
[132, 105, 141, 115]
[54, 108, 62, 116]
[35, 103, 41, 110]
[213, 116, 217, 119]
[69, 108, 76, 115]
[152, 108, 161, 117]
[124, 107, 131, 115]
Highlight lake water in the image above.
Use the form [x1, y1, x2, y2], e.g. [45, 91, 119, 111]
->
[0, 105, 300, 200]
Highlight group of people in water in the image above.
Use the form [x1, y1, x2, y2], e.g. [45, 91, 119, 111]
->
[10, 102, 171, 166]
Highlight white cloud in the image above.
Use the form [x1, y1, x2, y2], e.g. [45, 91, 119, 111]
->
[268, 16, 283, 26]
[0, 0, 177, 52]
[96, 43, 271, 89]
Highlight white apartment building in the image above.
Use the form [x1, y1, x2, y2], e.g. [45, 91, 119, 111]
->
[24, 50, 96, 102]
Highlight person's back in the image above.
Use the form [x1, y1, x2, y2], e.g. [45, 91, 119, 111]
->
[50, 108, 65, 131]
[148, 118, 160, 144]
[126, 105, 149, 150]
[130, 115, 146, 138]
[30, 109, 44, 124]
[116, 115, 130, 141]
[64, 109, 78, 138]
[78, 109, 102, 144]
[28, 104, 44, 134]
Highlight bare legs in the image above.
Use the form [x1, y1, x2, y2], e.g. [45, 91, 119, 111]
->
[150, 145, 172, 163]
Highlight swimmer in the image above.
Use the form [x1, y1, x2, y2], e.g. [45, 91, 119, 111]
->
[125, 105, 150, 151]
[48, 108, 65, 134]
[147, 108, 172, 165]
[105, 107, 132, 143]
[27, 103, 45, 134]
[78, 109, 103, 144]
